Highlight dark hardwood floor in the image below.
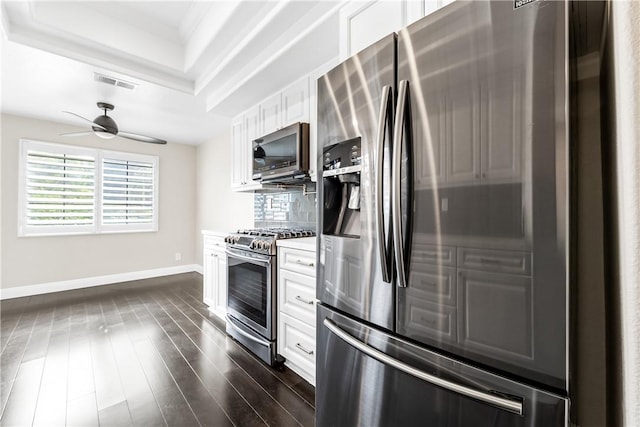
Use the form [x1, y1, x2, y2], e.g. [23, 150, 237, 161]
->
[0, 273, 315, 426]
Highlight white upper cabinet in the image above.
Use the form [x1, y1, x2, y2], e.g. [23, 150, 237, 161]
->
[261, 92, 282, 136]
[231, 106, 263, 191]
[422, 0, 456, 20]
[230, 117, 246, 190]
[282, 78, 310, 127]
[340, 1, 405, 60]
[416, 80, 524, 189]
[309, 57, 339, 182]
[230, 76, 312, 191]
[261, 77, 310, 136]
[339, 1, 457, 60]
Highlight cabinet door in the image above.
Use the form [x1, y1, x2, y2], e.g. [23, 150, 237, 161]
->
[214, 250, 227, 318]
[244, 106, 260, 185]
[203, 249, 215, 307]
[480, 69, 523, 182]
[339, 0, 405, 59]
[415, 93, 447, 189]
[445, 85, 481, 185]
[457, 270, 533, 362]
[423, 0, 455, 19]
[261, 92, 282, 136]
[282, 77, 309, 127]
[230, 118, 245, 189]
[309, 57, 339, 182]
[278, 312, 316, 385]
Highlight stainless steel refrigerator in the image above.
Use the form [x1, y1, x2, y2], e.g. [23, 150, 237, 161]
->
[316, 1, 608, 426]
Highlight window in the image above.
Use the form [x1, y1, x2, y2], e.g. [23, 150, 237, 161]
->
[19, 140, 158, 236]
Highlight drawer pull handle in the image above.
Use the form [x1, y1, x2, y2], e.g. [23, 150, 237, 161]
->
[295, 295, 314, 305]
[294, 259, 315, 267]
[295, 343, 314, 355]
[478, 258, 501, 264]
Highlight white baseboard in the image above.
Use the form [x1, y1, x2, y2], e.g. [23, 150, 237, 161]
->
[0, 264, 201, 300]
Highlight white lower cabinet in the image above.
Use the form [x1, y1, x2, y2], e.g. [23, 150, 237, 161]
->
[203, 233, 227, 321]
[278, 313, 316, 385]
[277, 245, 316, 385]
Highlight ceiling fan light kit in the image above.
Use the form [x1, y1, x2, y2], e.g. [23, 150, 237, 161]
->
[62, 102, 167, 144]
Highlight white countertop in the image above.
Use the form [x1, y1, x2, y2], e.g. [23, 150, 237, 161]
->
[201, 230, 229, 238]
[276, 236, 316, 251]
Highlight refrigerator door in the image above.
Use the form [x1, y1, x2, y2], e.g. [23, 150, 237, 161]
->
[317, 34, 396, 331]
[396, 1, 568, 390]
[317, 305, 567, 427]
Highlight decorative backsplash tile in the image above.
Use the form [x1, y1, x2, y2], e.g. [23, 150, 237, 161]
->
[254, 184, 317, 230]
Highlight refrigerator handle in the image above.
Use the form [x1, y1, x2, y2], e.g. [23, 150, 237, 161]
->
[392, 80, 411, 288]
[323, 318, 524, 415]
[375, 85, 393, 283]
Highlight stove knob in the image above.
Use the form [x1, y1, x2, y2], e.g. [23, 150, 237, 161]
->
[263, 241, 272, 251]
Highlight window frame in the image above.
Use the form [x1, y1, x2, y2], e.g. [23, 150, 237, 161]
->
[18, 139, 159, 237]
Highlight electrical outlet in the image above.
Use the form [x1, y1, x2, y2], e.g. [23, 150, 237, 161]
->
[175, 252, 182, 261]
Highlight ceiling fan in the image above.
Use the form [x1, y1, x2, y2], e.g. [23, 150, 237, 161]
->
[62, 102, 167, 145]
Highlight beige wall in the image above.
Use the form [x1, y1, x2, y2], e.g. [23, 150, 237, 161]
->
[1, 113, 197, 289]
[195, 129, 253, 265]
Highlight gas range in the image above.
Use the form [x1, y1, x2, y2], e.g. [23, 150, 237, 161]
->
[224, 227, 316, 255]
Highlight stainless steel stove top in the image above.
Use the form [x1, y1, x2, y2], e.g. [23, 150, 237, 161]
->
[224, 228, 316, 255]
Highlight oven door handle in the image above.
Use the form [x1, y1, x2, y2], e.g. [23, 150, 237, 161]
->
[225, 249, 271, 265]
[226, 315, 271, 348]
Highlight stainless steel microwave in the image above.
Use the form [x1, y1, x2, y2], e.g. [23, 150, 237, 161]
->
[252, 122, 309, 183]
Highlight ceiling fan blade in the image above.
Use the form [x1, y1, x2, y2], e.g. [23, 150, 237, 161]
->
[118, 131, 167, 145]
[60, 131, 94, 137]
[62, 111, 107, 131]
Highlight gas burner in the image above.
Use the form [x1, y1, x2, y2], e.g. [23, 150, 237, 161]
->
[235, 228, 316, 239]
[225, 228, 315, 255]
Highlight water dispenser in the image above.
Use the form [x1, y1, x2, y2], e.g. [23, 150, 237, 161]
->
[322, 137, 362, 238]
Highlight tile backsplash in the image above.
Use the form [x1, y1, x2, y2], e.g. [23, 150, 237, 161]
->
[254, 184, 317, 230]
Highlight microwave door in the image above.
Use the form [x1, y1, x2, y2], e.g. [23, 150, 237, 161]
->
[253, 122, 308, 181]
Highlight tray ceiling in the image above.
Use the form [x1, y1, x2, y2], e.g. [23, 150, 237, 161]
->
[1, 1, 342, 145]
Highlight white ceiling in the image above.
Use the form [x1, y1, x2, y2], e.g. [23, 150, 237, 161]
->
[0, 0, 343, 145]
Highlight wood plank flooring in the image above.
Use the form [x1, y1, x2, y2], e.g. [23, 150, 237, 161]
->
[0, 273, 315, 426]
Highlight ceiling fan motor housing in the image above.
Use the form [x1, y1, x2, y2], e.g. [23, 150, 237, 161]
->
[93, 113, 118, 135]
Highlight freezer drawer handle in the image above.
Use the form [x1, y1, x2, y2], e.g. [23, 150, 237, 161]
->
[323, 318, 523, 415]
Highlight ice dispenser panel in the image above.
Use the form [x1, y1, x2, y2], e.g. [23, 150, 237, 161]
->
[322, 138, 361, 238]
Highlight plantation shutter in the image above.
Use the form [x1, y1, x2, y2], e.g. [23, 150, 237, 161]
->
[22, 145, 95, 234]
[101, 156, 157, 230]
[19, 140, 158, 236]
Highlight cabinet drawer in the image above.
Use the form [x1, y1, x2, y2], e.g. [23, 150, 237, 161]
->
[279, 247, 316, 276]
[408, 265, 456, 306]
[278, 313, 315, 384]
[204, 235, 225, 249]
[457, 247, 531, 275]
[279, 269, 316, 326]
[400, 298, 456, 342]
[412, 244, 456, 267]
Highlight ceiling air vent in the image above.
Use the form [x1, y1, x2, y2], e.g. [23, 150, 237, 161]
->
[94, 73, 138, 91]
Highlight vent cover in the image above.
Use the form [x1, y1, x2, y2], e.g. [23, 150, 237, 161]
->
[94, 73, 138, 91]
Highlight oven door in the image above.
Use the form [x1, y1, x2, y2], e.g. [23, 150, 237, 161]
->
[225, 248, 274, 340]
